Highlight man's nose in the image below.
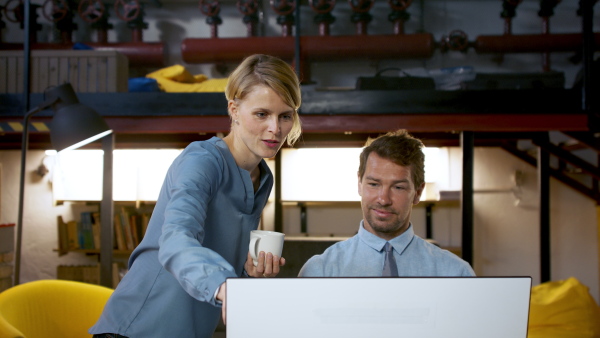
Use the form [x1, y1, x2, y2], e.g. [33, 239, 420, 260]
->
[377, 188, 392, 205]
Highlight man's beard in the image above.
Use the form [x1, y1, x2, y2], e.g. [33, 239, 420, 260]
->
[365, 205, 402, 234]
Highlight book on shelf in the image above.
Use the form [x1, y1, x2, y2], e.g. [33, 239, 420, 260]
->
[67, 219, 79, 250]
[119, 206, 135, 251]
[80, 211, 95, 250]
[113, 212, 127, 251]
[55, 205, 153, 254]
[57, 216, 69, 256]
[57, 264, 100, 284]
[91, 212, 101, 249]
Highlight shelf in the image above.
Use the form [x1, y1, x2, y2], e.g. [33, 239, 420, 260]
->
[0, 89, 592, 150]
[54, 248, 134, 255]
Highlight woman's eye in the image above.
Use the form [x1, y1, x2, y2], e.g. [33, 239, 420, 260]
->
[256, 112, 267, 118]
[280, 114, 293, 121]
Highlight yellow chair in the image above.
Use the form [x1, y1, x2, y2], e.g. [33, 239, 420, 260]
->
[528, 277, 600, 338]
[0, 279, 113, 338]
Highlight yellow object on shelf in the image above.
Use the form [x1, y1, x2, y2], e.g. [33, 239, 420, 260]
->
[146, 64, 228, 93]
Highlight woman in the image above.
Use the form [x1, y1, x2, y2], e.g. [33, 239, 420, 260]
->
[90, 54, 302, 337]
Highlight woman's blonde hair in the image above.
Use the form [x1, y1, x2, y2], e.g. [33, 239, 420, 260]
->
[225, 54, 302, 146]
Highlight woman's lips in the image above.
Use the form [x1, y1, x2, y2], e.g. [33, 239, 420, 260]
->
[263, 139, 279, 148]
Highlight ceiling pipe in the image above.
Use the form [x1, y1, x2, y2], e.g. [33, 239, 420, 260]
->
[237, 0, 260, 37]
[0, 0, 165, 67]
[0, 42, 165, 67]
[474, 33, 600, 54]
[181, 33, 435, 64]
[538, 0, 562, 72]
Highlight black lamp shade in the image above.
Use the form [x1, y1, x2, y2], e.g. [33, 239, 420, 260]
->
[50, 103, 112, 152]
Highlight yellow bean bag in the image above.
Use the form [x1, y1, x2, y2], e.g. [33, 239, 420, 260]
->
[146, 64, 228, 93]
[0, 279, 113, 338]
[528, 277, 600, 338]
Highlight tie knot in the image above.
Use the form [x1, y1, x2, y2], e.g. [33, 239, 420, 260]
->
[385, 242, 393, 253]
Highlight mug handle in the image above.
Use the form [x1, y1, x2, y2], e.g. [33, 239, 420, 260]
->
[249, 236, 260, 261]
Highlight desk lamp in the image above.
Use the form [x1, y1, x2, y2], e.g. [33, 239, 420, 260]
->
[15, 83, 113, 286]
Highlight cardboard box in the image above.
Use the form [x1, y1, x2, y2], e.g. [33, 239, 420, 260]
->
[0, 224, 14, 253]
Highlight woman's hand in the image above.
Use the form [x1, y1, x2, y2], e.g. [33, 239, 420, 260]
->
[244, 251, 286, 278]
[216, 282, 226, 324]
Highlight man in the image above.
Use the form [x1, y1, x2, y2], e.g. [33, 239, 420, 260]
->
[298, 129, 475, 277]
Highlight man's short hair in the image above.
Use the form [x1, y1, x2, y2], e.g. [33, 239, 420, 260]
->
[358, 129, 425, 188]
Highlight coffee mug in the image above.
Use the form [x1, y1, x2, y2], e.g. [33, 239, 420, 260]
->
[249, 230, 285, 266]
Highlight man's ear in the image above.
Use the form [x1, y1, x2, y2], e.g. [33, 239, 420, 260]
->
[357, 172, 362, 197]
[413, 182, 425, 204]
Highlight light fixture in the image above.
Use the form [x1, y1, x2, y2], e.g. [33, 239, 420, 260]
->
[15, 83, 114, 287]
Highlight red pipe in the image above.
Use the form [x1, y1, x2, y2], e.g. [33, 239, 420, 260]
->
[475, 33, 600, 53]
[181, 33, 435, 63]
[0, 42, 165, 67]
[541, 17, 550, 72]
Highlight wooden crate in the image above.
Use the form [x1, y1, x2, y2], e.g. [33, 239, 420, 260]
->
[0, 50, 129, 93]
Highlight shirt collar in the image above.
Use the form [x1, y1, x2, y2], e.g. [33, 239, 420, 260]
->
[357, 220, 415, 255]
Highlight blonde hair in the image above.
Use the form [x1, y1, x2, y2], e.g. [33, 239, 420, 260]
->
[225, 54, 302, 146]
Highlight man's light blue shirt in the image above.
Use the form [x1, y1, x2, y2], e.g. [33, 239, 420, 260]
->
[298, 221, 475, 277]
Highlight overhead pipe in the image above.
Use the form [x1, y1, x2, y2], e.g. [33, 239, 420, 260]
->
[538, 0, 562, 72]
[272, 0, 295, 37]
[474, 33, 600, 54]
[349, 0, 374, 35]
[474, 1, 600, 57]
[237, 0, 259, 37]
[199, 0, 222, 38]
[181, 33, 435, 63]
[2, 0, 41, 43]
[0, 0, 165, 67]
[388, 0, 412, 35]
[40, 0, 77, 44]
[0, 40, 165, 67]
[184, 0, 595, 68]
[185, 0, 429, 67]
[310, 0, 335, 36]
[493, 0, 522, 64]
[501, 0, 521, 35]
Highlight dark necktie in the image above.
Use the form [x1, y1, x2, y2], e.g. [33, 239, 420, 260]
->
[382, 242, 398, 277]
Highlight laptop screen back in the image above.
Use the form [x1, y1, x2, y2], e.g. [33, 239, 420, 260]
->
[226, 277, 531, 338]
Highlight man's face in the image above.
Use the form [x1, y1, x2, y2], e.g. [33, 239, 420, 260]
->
[358, 153, 424, 240]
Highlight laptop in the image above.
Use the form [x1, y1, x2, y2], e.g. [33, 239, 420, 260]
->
[226, 277, 531, 338]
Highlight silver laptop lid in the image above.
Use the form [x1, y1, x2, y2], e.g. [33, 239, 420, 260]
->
[226, 277, 531, 338]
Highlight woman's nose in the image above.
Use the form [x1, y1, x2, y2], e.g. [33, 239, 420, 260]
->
[269, 117, 281, 134]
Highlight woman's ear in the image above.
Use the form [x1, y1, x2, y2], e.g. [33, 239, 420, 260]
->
[228, 100, 238, 120]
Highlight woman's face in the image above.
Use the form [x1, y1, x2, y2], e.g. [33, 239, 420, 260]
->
[229, 84, 295, 160]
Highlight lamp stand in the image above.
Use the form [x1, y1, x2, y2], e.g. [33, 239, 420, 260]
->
[14, 101, 57, 286]
[100, 133, 114, 287]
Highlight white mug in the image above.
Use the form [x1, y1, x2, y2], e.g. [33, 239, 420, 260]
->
[249, 230, 285, 266]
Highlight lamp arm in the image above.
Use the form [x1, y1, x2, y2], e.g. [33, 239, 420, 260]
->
[14, 99, 58, 286]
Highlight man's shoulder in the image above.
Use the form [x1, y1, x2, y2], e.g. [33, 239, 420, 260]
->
[298, 236, 359, 277]
[320, 235, 360, 256]
[410, 236, 469, 261]
[410, 236, 475, 276]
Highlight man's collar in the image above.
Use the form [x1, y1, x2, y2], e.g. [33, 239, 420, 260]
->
[357, 220, 415, 254]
